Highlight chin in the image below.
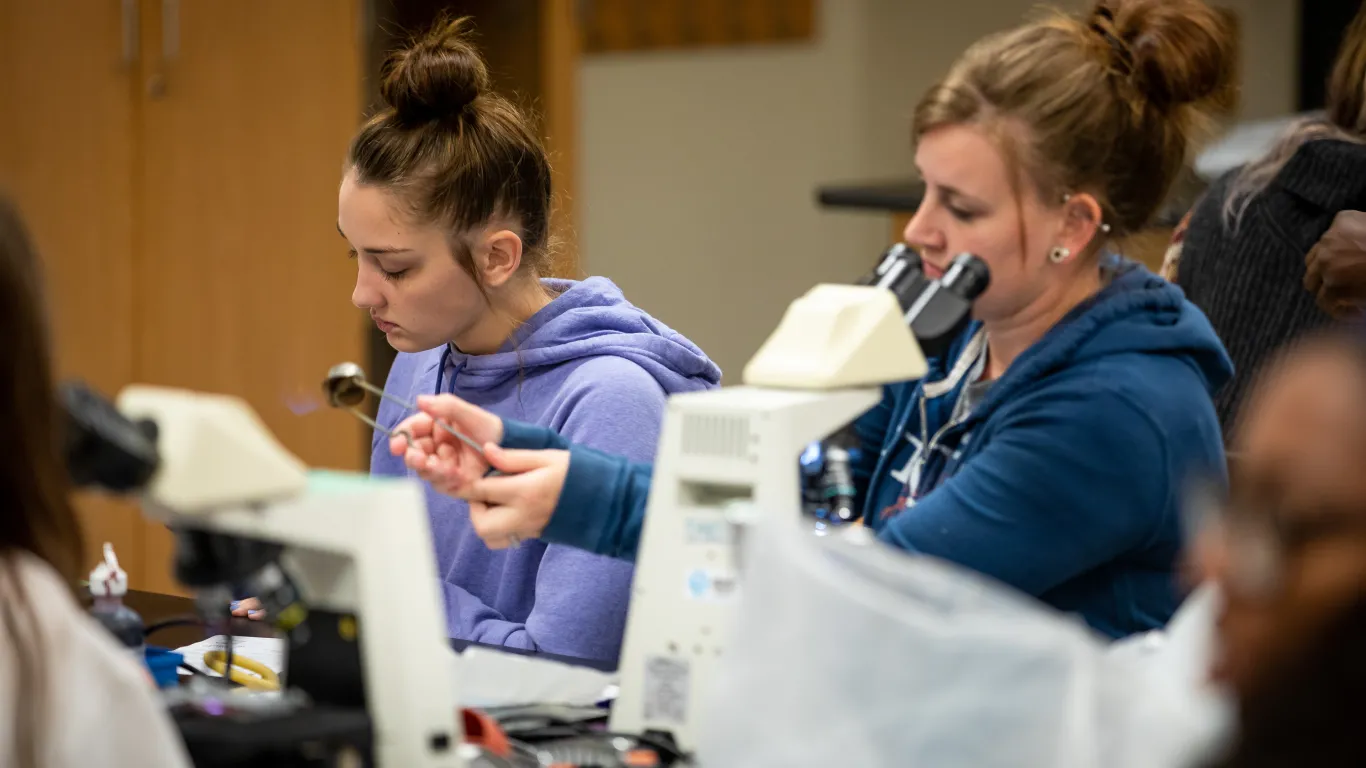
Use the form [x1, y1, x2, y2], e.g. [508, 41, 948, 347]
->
[382, 332, 431, 354]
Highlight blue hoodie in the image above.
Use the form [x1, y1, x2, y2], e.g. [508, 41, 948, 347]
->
[854, 260, 1231, 638]
[370, 277, 720, 665]
[510, 260, 1232, 640]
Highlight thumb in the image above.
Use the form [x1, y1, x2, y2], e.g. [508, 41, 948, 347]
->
[484, 443, 554, 474]
[415, 393, 478, 423]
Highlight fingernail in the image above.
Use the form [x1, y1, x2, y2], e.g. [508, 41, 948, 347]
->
[248, 611, 263, 619]
[230, 601, 240, 611]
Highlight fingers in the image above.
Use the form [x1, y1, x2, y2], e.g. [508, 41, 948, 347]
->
[459, 472, 524, 506]
[414, 392, 477, 422]
[399, 435, 436, 465]
[467, 500, 533, 548]
[1317, 285, 1366, 319]
[1305, 242, 1325, 294]
[230, 598, 264, 620]
[460, 450, 568, 550]
[416, 394, 503, 444]
[390, 413, 436, 455]
[448, 446, 559, 501]
[484, 444, 556, 474]
[405, 442, 491, 496]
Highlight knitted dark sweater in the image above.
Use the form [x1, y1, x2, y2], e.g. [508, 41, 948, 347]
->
[1178, 139, 1366, 439]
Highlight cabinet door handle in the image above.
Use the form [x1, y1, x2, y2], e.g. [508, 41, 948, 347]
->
[161, 0, 180, 62]
[121, 0, 139, 67]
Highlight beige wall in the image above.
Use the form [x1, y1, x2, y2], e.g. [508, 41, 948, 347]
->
[579, 0, 884, 382]
[579, 0, 1299, 382]
[1219, 0, 1300, 121]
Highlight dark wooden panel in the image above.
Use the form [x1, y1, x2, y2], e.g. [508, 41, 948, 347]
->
[581, 0, 814, 54]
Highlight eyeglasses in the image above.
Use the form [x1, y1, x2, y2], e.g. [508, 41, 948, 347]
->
[1186, 478, 1366, 600]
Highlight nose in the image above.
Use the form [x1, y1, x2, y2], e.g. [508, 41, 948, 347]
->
[351, 265, 384, 310]
[903, 203, 946, 254]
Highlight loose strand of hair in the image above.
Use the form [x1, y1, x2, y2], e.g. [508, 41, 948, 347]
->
[1221, 118, 1365, 234]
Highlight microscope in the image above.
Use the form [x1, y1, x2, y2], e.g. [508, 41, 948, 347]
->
[803, 245, 989, 525]
[608, 246, 989, 753]
[61, 381, 464, 766]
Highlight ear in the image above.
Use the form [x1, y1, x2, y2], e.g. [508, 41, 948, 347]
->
[1055, 192, 1106, 258]
[477, 229, 524, 288]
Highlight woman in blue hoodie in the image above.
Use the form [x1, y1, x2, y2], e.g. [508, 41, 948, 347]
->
[393, 0, 1233, 640]
[237, 20, 720, 666]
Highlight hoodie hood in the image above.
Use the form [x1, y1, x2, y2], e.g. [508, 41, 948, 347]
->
[437, 277, 721, 394]
[965, 260, 1234, 414]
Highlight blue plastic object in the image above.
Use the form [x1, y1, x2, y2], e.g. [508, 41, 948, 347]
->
[145, 645, 184, 689]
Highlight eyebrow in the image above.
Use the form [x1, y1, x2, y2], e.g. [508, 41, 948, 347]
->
[913, 167, 984, 208]
[936, 183, 983, 208]
[336, 222, 413, 254]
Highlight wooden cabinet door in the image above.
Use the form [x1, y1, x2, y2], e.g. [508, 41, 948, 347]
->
[134, 0, 366, 592]
[0, 0, 149, 586]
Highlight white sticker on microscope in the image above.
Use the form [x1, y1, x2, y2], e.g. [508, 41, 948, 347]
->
[643, 655, 690, 725]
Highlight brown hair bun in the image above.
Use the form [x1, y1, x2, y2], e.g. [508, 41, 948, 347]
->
[380, 17, 491, 125]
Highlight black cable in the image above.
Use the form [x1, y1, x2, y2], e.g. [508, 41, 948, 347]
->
[144, 614, 205, 638]
[178, 662, 208, 677]
[499, 714, 688, 764]
[223, 630, 235, 688]
[585, 731, 687, 763]
[144, 613, 242, 689]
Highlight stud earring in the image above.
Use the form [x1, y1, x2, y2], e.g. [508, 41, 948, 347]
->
[1049, 246, 1071, 264]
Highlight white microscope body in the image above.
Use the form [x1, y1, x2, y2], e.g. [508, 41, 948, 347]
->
[116, 387, 463, 768]
[609, 284, 929, 750]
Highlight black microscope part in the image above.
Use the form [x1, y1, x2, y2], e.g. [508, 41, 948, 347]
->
[59, 380, 160, 492]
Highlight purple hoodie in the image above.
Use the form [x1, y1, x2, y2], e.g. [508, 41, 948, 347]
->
[371, 277, 721, 665]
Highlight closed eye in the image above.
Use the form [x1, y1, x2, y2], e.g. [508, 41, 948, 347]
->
[947, 204, 980, 222]
[348, 248, 409, 281]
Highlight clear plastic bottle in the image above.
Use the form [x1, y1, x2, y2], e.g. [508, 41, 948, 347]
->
[89, 542, 145, 660]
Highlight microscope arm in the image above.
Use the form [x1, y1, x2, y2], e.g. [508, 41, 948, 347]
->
[501, 419, 652, 563]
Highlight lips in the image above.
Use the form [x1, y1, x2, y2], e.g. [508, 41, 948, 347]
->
[922, 261, 946, 281]
[373, 317, 397, 333]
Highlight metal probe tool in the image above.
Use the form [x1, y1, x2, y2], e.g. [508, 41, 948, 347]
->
[322, 362, 489, 458]
[322, 363, 516, 546]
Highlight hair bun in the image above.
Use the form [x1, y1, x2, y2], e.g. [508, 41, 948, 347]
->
[380, 18, 491, 124]
[1091, 0, 1236, 109]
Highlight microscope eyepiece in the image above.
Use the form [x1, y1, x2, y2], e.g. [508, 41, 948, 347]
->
[939, 252, 991, 301]
[59, 381, 160, 492]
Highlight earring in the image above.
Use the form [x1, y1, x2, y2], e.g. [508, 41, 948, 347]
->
[1049, 246, 1071, 264]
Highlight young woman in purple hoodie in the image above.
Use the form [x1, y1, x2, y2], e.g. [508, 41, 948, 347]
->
[234, 19, 720, 666]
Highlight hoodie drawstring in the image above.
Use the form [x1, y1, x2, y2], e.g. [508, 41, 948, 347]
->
[433, 344, 465, 396]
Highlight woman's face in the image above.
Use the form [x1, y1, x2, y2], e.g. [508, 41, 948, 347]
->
[339, 172, 488, 353]
[903, 124, 1098, 324]
[1203, 340, 1366, 697]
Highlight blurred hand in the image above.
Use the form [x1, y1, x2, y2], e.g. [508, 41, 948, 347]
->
[458, 445, 570, 549]
[229, 597, 267, 621]
[1305, 210, 1366, 318]
[390, 394, 504, 495]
